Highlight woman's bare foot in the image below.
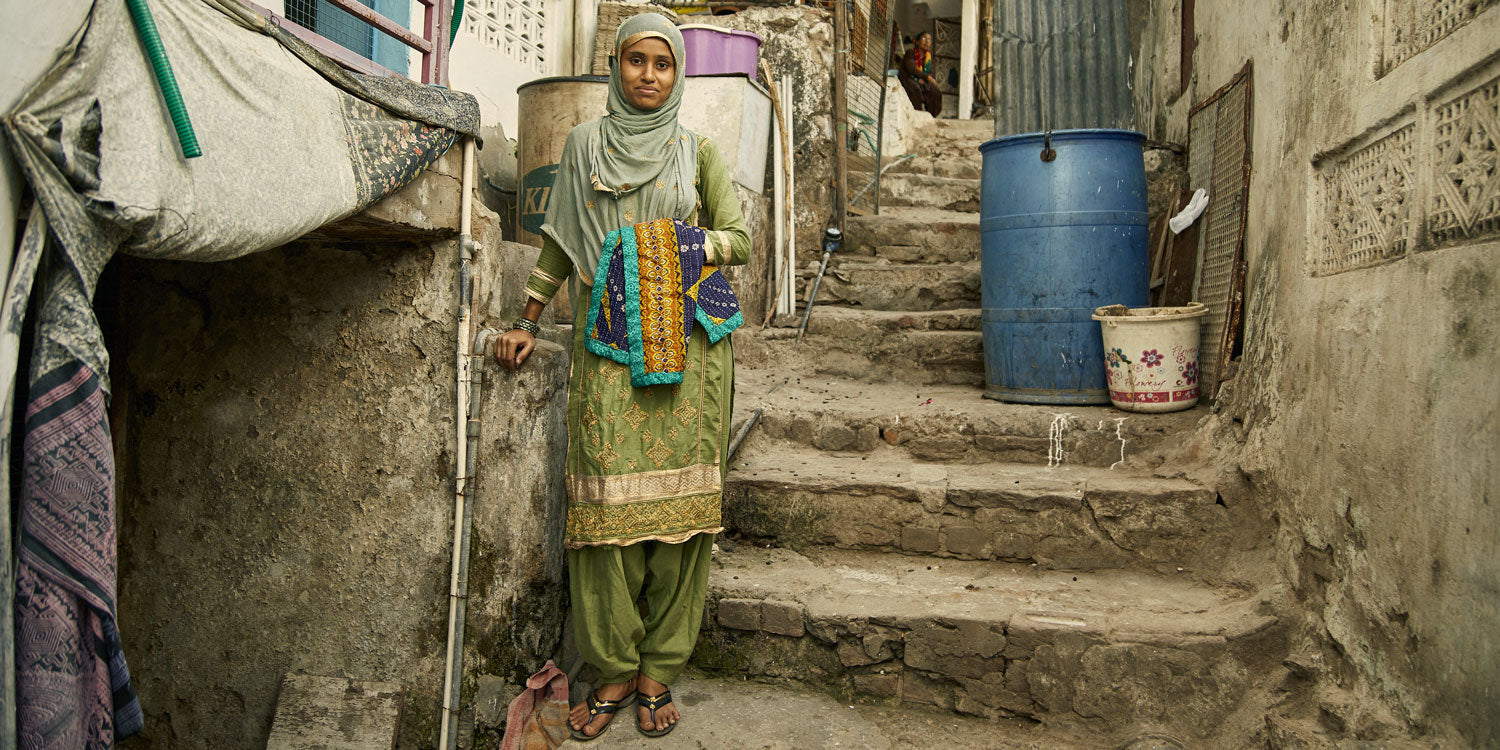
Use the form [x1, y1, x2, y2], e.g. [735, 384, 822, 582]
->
[569, 676, 637, 738]
[636, 675, 680, 733]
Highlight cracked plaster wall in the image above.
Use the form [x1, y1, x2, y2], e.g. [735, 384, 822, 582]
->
[1133, 0, 1499, 745]
[112, 158, 573, 748]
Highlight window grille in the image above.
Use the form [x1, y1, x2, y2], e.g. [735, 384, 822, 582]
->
[285, 0, 413, 73]
[462, 0, 550, 74]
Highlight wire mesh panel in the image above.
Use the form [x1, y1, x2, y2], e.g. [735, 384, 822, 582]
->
[844, 0, 893, 215]
[1186, 65, 1252, 399]
[286, 0, 413, 71]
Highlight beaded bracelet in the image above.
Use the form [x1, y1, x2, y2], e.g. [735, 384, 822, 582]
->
[511, 317, 541, 336]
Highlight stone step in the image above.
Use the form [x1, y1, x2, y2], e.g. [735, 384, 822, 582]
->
[736, 309, 984, 387]
[724, 450, 1243, 575]
[574, 672, 1078, 749]
[801, 260, 980, 311]
[851, 171, 981, 212]
[845, 207, 980, 262]
[919, 116, 997, 144]
[695, 546, 1283, 739]
[731, 371, 1203, 467]
[883, 153, 982, 180]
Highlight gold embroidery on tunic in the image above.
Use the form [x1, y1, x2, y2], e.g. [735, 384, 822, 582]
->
[623, 402, 649, 429]
[594, 441, 620, 468]
[654, 407, 668, 422]
[565, 492, 722, 547]
[667, 427, 679, 441]
[673, 398, 697, 427]
[568, 463, 722, 504]
[647, 439, 675, 467]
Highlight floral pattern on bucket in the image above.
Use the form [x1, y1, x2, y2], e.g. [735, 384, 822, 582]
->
[1093, 303, 1209, 414]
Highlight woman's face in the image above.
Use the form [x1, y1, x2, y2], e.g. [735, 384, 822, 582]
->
[620, 37, 676, 111]
[917, 33, 932, 51]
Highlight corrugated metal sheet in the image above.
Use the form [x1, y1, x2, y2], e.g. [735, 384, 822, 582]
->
[992, 0, 1134, 137]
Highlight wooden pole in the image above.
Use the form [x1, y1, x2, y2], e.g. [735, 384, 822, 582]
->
[832, 0, 848, 232]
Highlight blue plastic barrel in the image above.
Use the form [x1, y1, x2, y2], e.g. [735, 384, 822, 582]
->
[978, 129, 1149, 404]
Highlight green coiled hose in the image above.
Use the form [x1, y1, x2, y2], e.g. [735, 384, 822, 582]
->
[450, 0, 465, 44]
[124, 0, 201, 159]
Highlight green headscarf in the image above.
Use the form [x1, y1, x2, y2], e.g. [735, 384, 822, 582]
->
[541, 13, 698, 286]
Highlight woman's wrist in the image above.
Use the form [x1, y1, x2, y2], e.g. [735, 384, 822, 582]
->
[511, 317, 541, 336]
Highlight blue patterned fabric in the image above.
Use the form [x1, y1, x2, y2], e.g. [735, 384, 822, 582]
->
[586, 220, 742, 387]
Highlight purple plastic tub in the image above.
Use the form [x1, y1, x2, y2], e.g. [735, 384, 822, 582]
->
[680, 24, 763, 77]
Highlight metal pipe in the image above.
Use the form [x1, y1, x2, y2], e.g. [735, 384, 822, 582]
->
[782, 75, 797, 318]
[439, 138, 479, 750]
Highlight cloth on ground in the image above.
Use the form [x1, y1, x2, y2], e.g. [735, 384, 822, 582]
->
[500, 660, 571, 750]
[586, 218, 742, 387]
[2, 0, 479, 742]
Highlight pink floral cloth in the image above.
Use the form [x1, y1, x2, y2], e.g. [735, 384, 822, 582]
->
[500, 661, 571, 750]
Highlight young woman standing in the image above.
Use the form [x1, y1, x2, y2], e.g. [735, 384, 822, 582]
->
[495, 12, 750, 741]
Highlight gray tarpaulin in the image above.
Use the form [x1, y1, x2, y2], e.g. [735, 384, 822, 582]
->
[1, 0, 478, 744]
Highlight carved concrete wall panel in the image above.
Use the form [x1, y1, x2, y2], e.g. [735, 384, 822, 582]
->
[1430, 74, 1500, 245]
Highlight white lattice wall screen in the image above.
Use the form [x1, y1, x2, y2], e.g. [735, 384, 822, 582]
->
[1313, 67, 1500, 276]
[1378, 0, 1498, 75]
[463, 0, 549, 74]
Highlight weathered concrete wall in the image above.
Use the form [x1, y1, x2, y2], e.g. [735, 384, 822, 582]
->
[693, 7, 836, 259]
[113, 152, 573, 748]
[1134, 1, 1499, 745]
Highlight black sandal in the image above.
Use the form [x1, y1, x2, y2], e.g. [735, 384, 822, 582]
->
[569, 689, 636, 742]
[637, 689, 677, 738]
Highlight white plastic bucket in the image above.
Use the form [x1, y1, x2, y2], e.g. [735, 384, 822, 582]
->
[1091, 303, 1209, 413]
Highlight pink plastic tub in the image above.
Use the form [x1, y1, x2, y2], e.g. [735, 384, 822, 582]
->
[679, 24, 763, 77]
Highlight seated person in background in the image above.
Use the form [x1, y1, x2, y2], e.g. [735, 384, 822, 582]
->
[899, 31, 942, 116]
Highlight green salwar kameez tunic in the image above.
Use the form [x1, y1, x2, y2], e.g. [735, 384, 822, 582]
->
[524, 135, 749, 684]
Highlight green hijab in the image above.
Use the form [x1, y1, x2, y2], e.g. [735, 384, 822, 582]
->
[541, 13, 698, 286]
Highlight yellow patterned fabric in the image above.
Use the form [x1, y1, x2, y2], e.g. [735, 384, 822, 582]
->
[635, 218, 687, 377]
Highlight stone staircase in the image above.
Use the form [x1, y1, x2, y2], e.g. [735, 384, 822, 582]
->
[699, 116, 1285, 747]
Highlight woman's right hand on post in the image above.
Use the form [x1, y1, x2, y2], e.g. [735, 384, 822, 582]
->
[496, 329, 536, 371]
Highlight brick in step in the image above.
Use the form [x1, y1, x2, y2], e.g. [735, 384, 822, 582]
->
[695, 546, 1283, 740]
[730, 372, 1203, 467]
[725, 450, 1243, 576]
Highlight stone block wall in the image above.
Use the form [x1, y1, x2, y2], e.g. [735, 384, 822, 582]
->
[1131, 1, 1499, 745]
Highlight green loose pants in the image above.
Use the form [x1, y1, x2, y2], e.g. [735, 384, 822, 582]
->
[568, 533, 715, 685]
